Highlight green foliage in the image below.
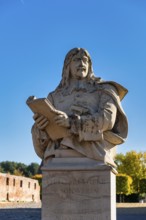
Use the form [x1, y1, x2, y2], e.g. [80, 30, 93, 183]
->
[116, 174, 132, 195]
[0, 161, 40, 177]
[139, 179, 146, 193]
[115, 151, 146, 193]
[16, 162, 28, 176]
[26, 163, 40, 177]
[13, 169, 24, 176]
[0, 161, 18, 174]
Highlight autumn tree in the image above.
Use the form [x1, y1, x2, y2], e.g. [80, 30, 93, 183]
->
[139, 179, 146, 194]
[116, 174, 133, 202]
[115, 151, 146, 193]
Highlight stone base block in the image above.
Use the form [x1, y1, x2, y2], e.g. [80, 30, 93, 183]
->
[42, 158, 116, 220]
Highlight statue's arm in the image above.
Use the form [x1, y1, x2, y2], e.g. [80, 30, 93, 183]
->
[70, 92, 117, 141]
[97, 93, 117, 131]
[31, 93, 54, 158]
[31, 124, 49, 159]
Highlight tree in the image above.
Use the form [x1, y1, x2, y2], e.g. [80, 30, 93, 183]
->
[26, 163, 40, 177]
[0, 161, 40, 177]
[116, 174, 132, 202]
[13, 169, 24, 176]
[139, 179, 146, 194]
[16, 162, 28, 176]
[115, 151, 146, 193]
[0, 161, 17, 174]
[116, 174, 132, 194]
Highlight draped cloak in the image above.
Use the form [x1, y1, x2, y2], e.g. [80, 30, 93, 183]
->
[31, 80, 128, 167]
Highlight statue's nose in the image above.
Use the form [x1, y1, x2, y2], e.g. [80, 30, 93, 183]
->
[79, 59, 84, 65]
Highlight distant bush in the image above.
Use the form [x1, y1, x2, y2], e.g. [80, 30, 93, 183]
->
[0, 161, 40, 177]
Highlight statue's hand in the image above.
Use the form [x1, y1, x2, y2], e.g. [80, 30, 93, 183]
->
[54, 112, 70, 128]
[33, 113, 49, 130]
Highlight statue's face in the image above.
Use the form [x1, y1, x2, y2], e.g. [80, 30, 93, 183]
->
[70, 51, 89, 79]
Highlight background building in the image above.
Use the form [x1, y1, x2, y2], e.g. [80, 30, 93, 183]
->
[0, 173, 40, 202]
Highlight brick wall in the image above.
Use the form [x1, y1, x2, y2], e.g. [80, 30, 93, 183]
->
[0, 173, 40, 202]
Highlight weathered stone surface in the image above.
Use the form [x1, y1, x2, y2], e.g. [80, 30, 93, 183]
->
[42, 161, 116, 220]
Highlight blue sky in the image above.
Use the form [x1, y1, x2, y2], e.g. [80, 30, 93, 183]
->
[0, 0, 146, 165]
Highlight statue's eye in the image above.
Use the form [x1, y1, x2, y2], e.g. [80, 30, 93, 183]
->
[82, 57, 88, 63]
[73, 58, 79, 61]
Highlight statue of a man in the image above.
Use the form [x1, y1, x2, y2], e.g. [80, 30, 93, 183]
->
[31, 48, 128, 167]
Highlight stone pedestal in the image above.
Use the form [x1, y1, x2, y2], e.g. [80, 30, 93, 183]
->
[41, 156, 117, 220]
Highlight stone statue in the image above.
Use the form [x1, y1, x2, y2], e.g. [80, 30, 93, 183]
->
[31, 48, 128, 168]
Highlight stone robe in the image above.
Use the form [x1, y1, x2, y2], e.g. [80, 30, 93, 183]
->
[31, 79, 128, 167]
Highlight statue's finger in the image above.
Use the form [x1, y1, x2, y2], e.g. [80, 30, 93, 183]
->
[36, 115, 46, 123]
[33, 113, 39, 120]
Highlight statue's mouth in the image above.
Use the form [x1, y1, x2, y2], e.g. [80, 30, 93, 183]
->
[77, 67, 86, 71]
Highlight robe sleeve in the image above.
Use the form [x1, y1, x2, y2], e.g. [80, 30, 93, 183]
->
[31, 93, 54, 159]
